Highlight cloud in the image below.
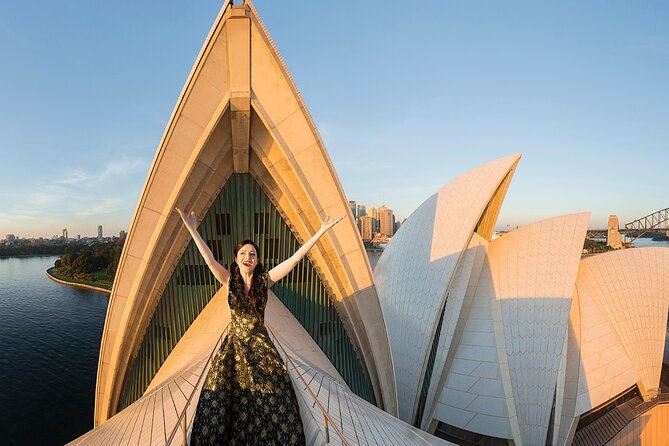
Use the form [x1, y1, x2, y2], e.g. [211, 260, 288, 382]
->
[1, 156, 148, 235]
[56, 157, 149, 186]
[99, 158, 148, 181]
[73, 198, 124, 217]
[56, 170, 92, 185]
[24, 189, 68, 207]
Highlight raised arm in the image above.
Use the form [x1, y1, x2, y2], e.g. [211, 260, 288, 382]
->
[268, 216, 343, 286]
[176, 207, 231, 286]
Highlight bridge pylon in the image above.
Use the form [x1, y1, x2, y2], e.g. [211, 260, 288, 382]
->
[607, 215, 623, 249]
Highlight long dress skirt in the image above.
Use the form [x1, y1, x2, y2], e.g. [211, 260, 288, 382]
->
[190, 282, 306, 446]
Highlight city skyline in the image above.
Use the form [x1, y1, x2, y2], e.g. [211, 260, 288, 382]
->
[1, 1, 668, 238]
[3, 225, 122, 240]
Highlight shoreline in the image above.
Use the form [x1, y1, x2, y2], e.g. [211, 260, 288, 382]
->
[46, 268, 111, 295]
[1, 253, 64, 259]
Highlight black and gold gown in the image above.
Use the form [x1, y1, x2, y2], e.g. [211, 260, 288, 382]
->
[190, 271, 306, 445]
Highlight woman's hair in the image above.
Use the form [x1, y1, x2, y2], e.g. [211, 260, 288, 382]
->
[229, 239, 266, 311]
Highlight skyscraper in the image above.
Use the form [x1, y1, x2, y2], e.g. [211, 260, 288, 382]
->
[368, 207, 379, 234]
[348, 200, 357, 221]
[379, 205, 394, 237]
[358, 204, 367, 217]
[98, 225, 103, 240]
[63, 228, 68, 239]
[359, 216, 373, 241]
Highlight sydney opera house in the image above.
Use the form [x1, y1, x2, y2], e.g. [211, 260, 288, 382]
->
[69, 1, 669, 445]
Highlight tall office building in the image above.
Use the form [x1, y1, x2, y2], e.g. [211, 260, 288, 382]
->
[378, 205, 394, 237]
[97, 225, 103, 240]
[348, 200, 357, 221]
[368, 207, 379, 234]
[62, 228, 68, 239]
[359, 216, 373, 241]
[358, 204, 367, 217]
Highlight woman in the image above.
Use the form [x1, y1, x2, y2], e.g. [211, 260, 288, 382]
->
[176, 207, 342, 446]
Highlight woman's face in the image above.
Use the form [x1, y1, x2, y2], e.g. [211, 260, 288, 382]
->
[236, 243, 258, 274]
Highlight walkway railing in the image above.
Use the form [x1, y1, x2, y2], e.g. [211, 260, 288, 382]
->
[165, 323, 230, 446]
[163, 324, 440, 446]
[163, 323, 349, 445]
[574, 391, 669, 446]
[629, 391, 669, 417]
[267, 326, 350, 445]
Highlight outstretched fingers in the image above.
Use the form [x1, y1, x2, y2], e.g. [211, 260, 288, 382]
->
[321, 215, 344, 231]
[175, 207, 198, 227]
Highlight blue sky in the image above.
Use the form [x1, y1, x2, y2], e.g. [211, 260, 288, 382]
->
[1, 1, 667, 238]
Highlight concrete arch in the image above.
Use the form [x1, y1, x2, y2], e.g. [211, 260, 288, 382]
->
[96, 0, 396, 425]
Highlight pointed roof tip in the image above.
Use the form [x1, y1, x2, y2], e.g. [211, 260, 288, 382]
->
[481, 152, 522, 169]
[490, 152, 522, 168]
[501, 152, 522, 164]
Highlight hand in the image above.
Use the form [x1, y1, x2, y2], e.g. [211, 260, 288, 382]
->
[320, 215, 344, 232]
[176, 207, 198, 229]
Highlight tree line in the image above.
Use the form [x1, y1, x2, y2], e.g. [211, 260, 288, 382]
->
[0, 242, 74, 257]
[53, 241, 124, 284]
[583, 238, 614, 254]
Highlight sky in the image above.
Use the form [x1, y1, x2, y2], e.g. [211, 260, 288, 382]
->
[0, 1, 668, 238]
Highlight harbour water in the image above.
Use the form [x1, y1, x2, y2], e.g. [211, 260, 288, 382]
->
[632, 237, 669, 248]
[0, 255, 108, 445]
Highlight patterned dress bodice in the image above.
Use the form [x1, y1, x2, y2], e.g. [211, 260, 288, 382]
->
[227, 271, 269, 341]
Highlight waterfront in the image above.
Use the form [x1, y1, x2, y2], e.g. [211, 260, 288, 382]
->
[0, 256, 108, 445]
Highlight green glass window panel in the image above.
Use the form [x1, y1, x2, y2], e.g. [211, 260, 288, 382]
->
[117, 173, 375, 412]
[414, 299, 447, 426]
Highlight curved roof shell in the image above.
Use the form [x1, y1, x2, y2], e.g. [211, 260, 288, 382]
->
[575, 247, 669, 400]
[490, 212, 589, 445]
[555, 247, 669, 445]
[95, 0, 396, 425]
[374, 154, 520, 423]
[420, 213, 589, 445]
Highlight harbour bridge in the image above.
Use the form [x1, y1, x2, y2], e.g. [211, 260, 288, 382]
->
[587, 208, 669, 242]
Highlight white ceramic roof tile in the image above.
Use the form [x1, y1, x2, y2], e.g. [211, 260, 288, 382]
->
[420, 234, 488, 429]
[77, 325, 455, 445]
[431, 244, 512, 440]
[572, 274, 639, 415]
[375, 155, 521, 422]
[487, 212, 589, 446]
[282, 352, 455, 445]
[67, 351, 211, 446]
[573, 247, 669, 408]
